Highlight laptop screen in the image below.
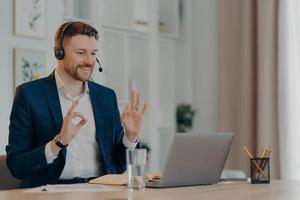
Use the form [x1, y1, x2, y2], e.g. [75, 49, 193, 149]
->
[151, 132, 234, 188]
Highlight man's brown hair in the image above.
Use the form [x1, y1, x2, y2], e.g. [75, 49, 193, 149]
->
[54, 21, 99, 49]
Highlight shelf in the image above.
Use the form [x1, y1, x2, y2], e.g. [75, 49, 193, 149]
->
[102, 24, 186, 42]
[101, 24, 149, 38]
[63, 0, 94, 22]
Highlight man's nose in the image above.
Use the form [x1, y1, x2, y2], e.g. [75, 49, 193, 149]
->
[84, 55, 95, 65]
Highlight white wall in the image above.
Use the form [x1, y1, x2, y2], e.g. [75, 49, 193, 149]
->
[0, 0, 64, 154]
[0, 0, 220, 154]
[191, 0, 219, 133]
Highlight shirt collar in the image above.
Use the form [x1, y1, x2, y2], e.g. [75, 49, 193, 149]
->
[55, 69, 90, 99]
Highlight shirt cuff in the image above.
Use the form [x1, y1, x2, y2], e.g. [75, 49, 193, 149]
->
[123, 135, 138, 149]
[45, 141, 59, 164]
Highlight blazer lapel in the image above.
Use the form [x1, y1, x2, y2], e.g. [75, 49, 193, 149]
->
[43, 71, 63, 134]
[88, 82, 108, 157]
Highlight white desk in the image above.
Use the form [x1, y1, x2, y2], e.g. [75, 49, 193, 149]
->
[0, 180, 299, 200]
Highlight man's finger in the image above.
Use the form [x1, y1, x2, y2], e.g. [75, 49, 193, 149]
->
[67, 99, 79, 116]
[76, 117, 87, 128]
[141, 101, 148, 115]
[124, 103, 131, 115]
[71, 111, 85, 119]
[136, 93, 140, 110]
[130, 91, 137, 109]
[120, 113, 127, 123]
[70, 112, 86, 126]
[121, 113, 125, 119]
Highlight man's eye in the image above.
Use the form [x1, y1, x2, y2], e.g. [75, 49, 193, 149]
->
[77, 52, 84, 55]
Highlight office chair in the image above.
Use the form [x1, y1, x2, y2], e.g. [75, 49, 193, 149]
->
[0, 155, 20, 190]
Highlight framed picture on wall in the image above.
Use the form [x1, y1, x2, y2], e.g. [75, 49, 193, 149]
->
[13, 0, 47, 39]
[13, 48, 47, 88]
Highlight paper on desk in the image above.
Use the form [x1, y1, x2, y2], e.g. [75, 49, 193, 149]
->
[23, 183, 121, 193]
[89, 174, 127, 185]
[89, 173, 161, 185]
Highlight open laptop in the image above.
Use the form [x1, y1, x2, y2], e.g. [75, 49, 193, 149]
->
[146, 132, 234, 188]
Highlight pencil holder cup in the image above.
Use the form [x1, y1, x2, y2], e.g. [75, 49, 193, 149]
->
[250, 157, 270, 184]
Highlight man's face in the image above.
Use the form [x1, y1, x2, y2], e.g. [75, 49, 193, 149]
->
[61, 35, 97, 82]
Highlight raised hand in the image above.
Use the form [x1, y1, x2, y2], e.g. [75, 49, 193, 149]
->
[121, 91, 148, 143]
[59, 99, 87, 145]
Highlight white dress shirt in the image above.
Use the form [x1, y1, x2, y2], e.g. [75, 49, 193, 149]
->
[44, 70, 137, 179]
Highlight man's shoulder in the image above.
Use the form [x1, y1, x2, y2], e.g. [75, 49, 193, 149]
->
[17, 76, 49, 91]
[15, 76, 53, 99]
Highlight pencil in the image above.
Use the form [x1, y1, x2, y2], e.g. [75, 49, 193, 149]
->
[264, 148, 272, 158]
[260, 146, 266, 158]
[243, 146, 267, 178]
[259, 146, 267, 168]
[261, 148, 272, 171]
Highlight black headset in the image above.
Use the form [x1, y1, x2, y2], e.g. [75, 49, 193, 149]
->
[54, 22, 103, 72]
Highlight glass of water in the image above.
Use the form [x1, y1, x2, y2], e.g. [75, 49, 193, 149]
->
[126, 148, 147, 190]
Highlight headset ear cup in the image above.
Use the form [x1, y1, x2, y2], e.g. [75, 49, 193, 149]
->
[55, 48, 64, 60]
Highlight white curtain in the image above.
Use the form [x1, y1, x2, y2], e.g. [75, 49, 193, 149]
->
[278, 0, 300, 179]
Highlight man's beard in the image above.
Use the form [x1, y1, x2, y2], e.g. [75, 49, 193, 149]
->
[66, 64, 94, 82]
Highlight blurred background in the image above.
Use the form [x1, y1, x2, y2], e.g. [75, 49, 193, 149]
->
[1, 0, 299, 180]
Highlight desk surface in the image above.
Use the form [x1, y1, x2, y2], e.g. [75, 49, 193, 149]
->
[1, 180, 300, 200]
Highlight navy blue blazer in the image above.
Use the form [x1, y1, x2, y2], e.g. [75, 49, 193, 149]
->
[6, 72, 127, 188]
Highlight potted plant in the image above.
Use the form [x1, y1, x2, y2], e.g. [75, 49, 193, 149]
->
[176, 104, 197, 133]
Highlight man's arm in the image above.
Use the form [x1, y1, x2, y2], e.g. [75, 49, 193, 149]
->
[6, 86, 50, 179]
[123, 134, 138, 149]
[112, 90, 148, 173]
[111, 91, 128, 173]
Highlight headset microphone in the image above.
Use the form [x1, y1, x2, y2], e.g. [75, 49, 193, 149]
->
[96, 58, 103, 72]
